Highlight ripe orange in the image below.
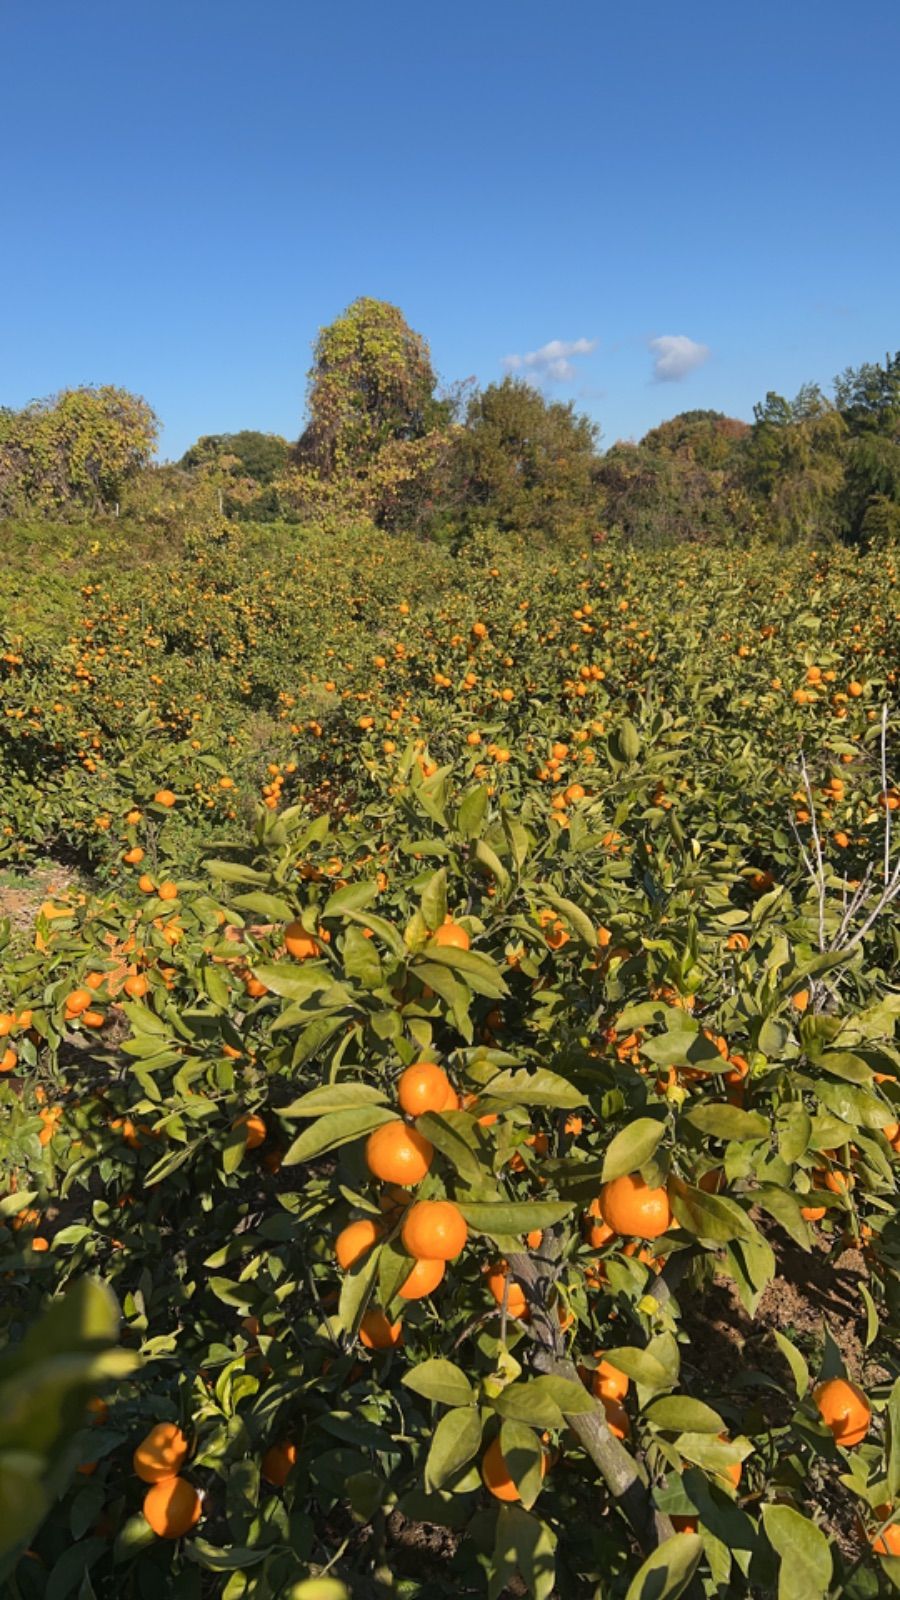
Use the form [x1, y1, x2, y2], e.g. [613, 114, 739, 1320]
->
[359, 1309, 403, 1349]
[871, 1508, 900, 1556]
[284, 920, 320, 960]
[157, 880, 178, 901]
[335, 1218, 381, 1270]
[123, 846, 144, 865]
[398, 1257, 445, 1298]
[0, 1047, 16, 1073]
[133, 1422, 189, 1483]
[365, 1121, 433, 1186]
[124, 973, 150, 998]
[65, 988, 92, 1016]
[486, 1263, 528, 1320]
[261, 1440, 298, 1486]
[401, 1200, 467, 1260]
[600, 1395, 630, 1439]
[599, 1175, 672, 1239]
[154, 789, 177, 808]
[234, 1113, 266, 1150]
[592, 1359, 629, 1403]
[142, 1476, 201, 1537]
[138, 873, 155, 894]
[431, 918, 470, 951]
[584, 1198, 615, 1249]
[813, 1377, 871, 1446]
[481, 1434, 547, 1502]
[397, 1061, 452, 1117]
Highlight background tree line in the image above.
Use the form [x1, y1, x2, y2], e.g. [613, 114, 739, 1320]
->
[2, 297, 898, 547]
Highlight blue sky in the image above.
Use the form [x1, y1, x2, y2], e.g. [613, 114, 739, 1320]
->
[2, 0, 898, 460]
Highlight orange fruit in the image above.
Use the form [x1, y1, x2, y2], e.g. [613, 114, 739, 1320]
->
[600, 1395, 630, 1440]
[365, 1121, 433, 1186]
[157, 880, 178, 901]
[154, 789, 177, 808]
[871, 1509, 900, 1556]
[65, 988, 93, 1016]
[592, 1359, 629, 1403]
[335, 1218, 381, 1270]
[481, 1434, 547, 1502]
[397, 1061, 452, 1117]
[599, 1175, 672, 1239]
[401, 1200, 467, 1260]
[431, 918, 470, 951]
[0, 1046, 17, 1073]
[133, 1422, 189, 1483]
[359, 1309, 403, 1349]
[813, 1377, 871, 1446]
[234, 1113, 266, 1149]
[398, 1257, 445, 1299]
[261, 1441, 298, 1487]
[671, 1514, 698, 1534]
[124, 973, 150, 998]
[123, 846, 144, 864]
[138, 874, 155, 894]
[486, 1263, 528, 1320]
[584, 1198, 615, 1249]
[142, 1476, 201, 1537]
[283, 920, 320, 960]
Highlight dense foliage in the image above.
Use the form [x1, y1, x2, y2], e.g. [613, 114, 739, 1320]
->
[4, 308, 898, 548]
[0, 517, 899, 1598]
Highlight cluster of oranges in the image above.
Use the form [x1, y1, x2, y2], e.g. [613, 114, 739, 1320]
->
[132, 1423, 201, 1539]
[335, 1053, 469, 1349]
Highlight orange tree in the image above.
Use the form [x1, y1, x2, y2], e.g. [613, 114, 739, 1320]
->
[0, 523, 899, 1595]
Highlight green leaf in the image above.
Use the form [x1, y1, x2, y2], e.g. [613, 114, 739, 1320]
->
[231, 892, 296, 920]
[492, 1505, 557, 1600]
[416, 1111, 483, 1182]
[815, 1080, 895, 1131]
[886, 1377, 900, 1500]
[602, 1117, 666, 1182]
[403, 1359, 476, 1409]
[341, 927, 384, 989]
[419, 944, 508, 999]
[683, 1104, 768, 1142]
[640, 1030, 724, 1070]
[279, 1084, 388, 1117]
[421, 868, 448, 933]
[498, 1420, 546, 1511]
[424, 1407, 483, 1491]
[457, 787, 489, 841]
[205, 861, 269, 885]
[249, 962, 332, 1002]
[754, 1186, 812, 1252]
[282, 1107, 395, 1165]
[323, 881, 378, 917]
[668, 1177, 757, 1244]
[478, 1067, 585, 1109]
[772, 1331, 809, 1401]
[338, 1241, 381, 1338]
[617, 720, 642, 764]
[762, 1505, 833, 1599]
[458, 1201, 574, 1241]
[644, 1396, 725, 1434]
[535, 886, 597, 948]
[472, 839, 511, 893]
[602, 1347, 675, 1394]
[624, 1533, 702, 1600]
[283, 1582, 349, 1600]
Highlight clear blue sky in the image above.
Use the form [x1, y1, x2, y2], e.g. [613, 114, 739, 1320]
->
[2, 0, 898, 459]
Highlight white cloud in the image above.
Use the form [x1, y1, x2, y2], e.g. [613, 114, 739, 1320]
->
[502, 337, 598, 384]
[649, 334, 710, 382]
